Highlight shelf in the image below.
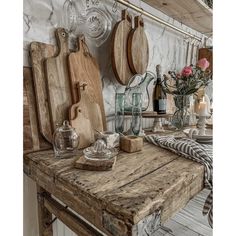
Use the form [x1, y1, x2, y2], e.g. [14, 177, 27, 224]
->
[125, 111, 173, 118]
[142, 0, 212, 35]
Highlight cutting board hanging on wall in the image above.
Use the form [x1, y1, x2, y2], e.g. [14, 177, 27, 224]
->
[44, 28, 72, 131]
[111, 10, 134, 85]
[127, 15, 149, 74]
[68, 36, 106, 130]
[30, 42, 57, 143]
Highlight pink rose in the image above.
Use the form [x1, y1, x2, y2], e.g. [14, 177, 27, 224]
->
[197, 58, 210, 71]
[181, 66, 192, 77]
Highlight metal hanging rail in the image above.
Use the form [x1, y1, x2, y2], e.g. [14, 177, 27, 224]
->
[116, 0, 202, 41]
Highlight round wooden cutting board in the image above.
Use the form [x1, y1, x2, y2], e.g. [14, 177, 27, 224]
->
[111, 10, 134, 85]
[128, 16, 149, 74]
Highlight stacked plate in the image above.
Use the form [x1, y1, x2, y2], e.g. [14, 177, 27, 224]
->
[183, 128, 213, 144]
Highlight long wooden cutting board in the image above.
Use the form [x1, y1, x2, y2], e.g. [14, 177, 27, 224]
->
[68, 37, 106, 130]
[23, 67, 51, 152]
[127, 15, 149, 74]
[111, 10, 134, 85]
[44, 28, 72, 131]
[30, 42, 57, 143]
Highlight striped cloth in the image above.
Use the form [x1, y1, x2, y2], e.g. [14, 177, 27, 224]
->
[145, 135, 213, 228]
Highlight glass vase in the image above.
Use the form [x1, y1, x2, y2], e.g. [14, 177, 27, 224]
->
[115, 93, 125, 134]
[131, 93, 142, 136]
[172, 95, 190, 129]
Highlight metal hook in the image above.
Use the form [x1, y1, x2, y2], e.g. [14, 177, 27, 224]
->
[112, 0, 118, 13]
[140, 8, 144, 17]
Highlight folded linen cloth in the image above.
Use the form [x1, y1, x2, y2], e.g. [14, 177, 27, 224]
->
[145, 135, 213, 228]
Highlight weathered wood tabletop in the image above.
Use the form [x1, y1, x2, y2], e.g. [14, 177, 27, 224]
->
[24, 141, 204, 236]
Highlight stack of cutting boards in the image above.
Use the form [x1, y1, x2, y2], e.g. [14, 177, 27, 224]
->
[30, 28, 106, 149]
[111, 10, 149, 85]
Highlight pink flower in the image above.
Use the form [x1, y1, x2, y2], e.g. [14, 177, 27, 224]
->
[181, 66, 192, 77]
[197, 58, 210, 71]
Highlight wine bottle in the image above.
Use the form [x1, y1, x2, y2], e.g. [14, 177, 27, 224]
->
[153, 65, 167, 114]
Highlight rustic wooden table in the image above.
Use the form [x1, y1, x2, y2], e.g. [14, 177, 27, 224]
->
[23, 141, 204, 236]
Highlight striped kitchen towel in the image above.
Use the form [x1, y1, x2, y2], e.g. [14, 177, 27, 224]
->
[145, 135, 213, 228]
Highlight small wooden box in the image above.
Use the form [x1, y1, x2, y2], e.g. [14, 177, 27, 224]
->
[120, 136, 143, 153]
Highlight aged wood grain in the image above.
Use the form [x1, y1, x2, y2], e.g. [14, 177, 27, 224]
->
[127, 16, 149, 74]
[24, 141, 204, 235]
[57, 143, 179, 198]
[75, 155, 116, 171]
[68, 37, 106, 129]
[69, 85, 103, 149]
[142, 0, 212, 35]
[100, 157, 204, 224]
[70, 107, 95, 149]
[45, 28, 72, 131]
[23, 67, 51, 152]
[30, 42, 57, 143]
[111, 10, 134, 85]
[37, 185, 53, 236]
[44, 195, 104, 236]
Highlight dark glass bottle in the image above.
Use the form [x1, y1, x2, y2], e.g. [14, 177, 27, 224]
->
[153, 65, 167, 114]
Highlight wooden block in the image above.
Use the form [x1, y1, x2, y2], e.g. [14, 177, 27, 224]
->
[74, 155, 116, 171]
[120, 136, 143, 153]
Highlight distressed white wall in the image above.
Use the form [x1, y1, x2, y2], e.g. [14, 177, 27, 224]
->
[23, 0, 211, 235]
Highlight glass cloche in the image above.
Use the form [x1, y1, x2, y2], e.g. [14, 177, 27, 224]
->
[53, 120, 79, 158]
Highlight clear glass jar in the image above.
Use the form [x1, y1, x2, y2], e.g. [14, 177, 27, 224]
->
[115, 93, 125, 134]
[131, 93, 142, 136]
[53, 120, 79, 158]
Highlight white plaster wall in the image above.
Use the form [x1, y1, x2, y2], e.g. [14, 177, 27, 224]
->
[23, 0, 211, 235]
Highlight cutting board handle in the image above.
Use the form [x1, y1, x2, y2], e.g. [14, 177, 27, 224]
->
[77, 36, 91, 57]
[55, 28, 69, 55]
[134, 15, 144, 28]
[122, 9, 132, 23]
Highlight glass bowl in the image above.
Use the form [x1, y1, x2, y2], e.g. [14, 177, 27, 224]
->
[84, 7, 112, 47]
[83, 139, 118, 161]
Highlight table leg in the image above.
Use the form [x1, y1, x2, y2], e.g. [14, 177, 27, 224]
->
[37, 185, 53, 236]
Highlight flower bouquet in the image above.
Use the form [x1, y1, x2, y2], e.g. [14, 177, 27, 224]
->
[162, 58, 212, 128]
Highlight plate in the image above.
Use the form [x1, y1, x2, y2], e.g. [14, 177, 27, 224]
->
[84, 7, 112, 47]
[183, 128, 213, 141]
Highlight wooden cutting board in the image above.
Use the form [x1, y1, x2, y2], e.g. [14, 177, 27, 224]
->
[23, 67, 51, 153]
[30, 42, 57, 143]
[44, 28, 72, 131]
[127, 15, 149, 74]
[70, 86, 103, 149]
[111, 10, 134, 85]
[70, 107, 95, 149]
[68, 36, 106, 129]
[74, 155, 116, 171]
[198, 47, 213, 72]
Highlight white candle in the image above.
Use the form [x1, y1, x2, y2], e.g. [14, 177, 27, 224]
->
[198, 96, 208, 116]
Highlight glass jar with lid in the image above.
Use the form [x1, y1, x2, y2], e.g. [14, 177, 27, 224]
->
[53, 120, 79, 158]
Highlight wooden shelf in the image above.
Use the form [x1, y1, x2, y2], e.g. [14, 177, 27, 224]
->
[125, 111, 173, 118]
[142, 0, 212, 35]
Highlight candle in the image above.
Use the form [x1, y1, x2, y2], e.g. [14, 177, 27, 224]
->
[198, 96, 208, 116]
